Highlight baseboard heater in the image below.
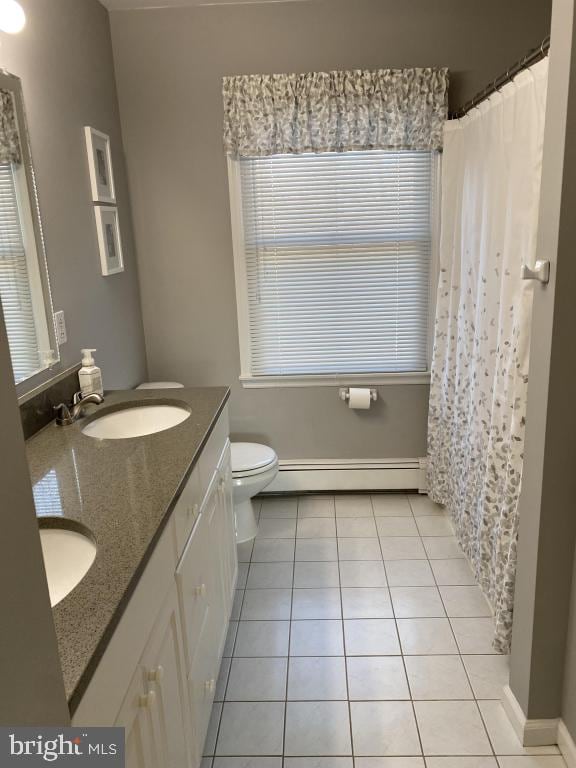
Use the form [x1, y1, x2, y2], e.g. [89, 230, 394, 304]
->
[264, 458, 427, 494]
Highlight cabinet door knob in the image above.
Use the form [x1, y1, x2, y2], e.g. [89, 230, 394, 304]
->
[147, 665, 164, 683]
[139, 690, 156, 708]
[204, 678, 216, 693]
[193, 583, 206, 598]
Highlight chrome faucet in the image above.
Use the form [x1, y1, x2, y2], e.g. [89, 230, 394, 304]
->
[54, 391, 104, 426]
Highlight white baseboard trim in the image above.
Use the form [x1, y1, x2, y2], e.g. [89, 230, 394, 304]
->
[501, 685, 529, 744]
[559, 720, 576, 767]
[264, 458, 426, 494]
[502, 685, 560, 747]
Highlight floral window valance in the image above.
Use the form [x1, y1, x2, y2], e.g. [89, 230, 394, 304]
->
[223, 68, 449, 157]
[0, 88, 21, 165]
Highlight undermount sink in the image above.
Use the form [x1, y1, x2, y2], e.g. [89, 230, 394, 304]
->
[39, 524, 97, 607]
[82, 404, 190, 440]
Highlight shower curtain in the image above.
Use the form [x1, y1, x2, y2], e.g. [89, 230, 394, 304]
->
[427, 58, 548, 652]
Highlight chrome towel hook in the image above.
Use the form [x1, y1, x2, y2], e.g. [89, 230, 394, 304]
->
[521, 260, 550, 284]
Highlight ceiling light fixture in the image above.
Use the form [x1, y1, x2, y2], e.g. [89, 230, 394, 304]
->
[0, 0, 26, 34]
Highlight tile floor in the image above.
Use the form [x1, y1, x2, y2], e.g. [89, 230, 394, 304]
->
[202, 493, 566, 768]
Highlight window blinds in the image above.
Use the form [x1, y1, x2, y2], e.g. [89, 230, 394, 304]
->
[0, 162, 39, 382]
[238, 150, 436, 377]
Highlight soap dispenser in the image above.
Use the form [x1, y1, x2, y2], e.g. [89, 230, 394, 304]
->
[79, 349, 104, 397]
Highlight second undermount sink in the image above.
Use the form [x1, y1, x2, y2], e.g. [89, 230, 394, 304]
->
[82, 403, 190, 440]
[39, 524, 97, 607]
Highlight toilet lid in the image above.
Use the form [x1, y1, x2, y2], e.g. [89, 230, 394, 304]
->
[136, 381, 184, 389]
[231, 442, 277, 474]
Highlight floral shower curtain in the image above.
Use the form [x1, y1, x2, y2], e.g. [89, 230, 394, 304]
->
[427, 58, 548, 652]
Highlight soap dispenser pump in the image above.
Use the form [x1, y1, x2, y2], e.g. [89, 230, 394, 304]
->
[79, 348, 103, 397]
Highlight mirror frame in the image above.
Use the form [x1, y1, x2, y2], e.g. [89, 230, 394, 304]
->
[0, 69, 61, 398]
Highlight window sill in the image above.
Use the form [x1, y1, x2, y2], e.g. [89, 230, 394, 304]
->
[239, 372, 431, 389]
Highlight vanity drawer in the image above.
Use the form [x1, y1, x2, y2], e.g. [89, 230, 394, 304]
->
[198, 405, 229, 501]
[173, 465, 202, 560]
[175, 503, 212, 666]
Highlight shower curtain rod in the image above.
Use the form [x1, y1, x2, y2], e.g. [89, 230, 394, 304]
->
[449, 35, 550, 119]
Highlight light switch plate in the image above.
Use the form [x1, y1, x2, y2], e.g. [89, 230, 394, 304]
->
[53, 310, 67, 345]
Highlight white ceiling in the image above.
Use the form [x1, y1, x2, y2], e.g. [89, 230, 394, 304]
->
[100, 0, 309, 9]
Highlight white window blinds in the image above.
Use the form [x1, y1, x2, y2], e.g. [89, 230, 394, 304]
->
[237, 150, 436, 377]
[0, 162, 40, 382]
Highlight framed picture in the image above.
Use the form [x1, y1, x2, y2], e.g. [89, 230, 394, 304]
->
[94, 206, 124, 276]
[84, 126, 116, 203]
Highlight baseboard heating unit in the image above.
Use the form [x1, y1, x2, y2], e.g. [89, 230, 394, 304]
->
[263, 458, 427, 494]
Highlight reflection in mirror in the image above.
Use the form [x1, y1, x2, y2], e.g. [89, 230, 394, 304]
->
[32, 469, 63, 517]
[0, 70, 58, 385]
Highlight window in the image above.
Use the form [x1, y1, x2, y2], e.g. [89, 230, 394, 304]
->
[0, 160, 51, 383]
[228, 149, 439, 386]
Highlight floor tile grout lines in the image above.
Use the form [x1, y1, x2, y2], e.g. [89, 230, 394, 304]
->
[439, 590, 499, 760]
[213, 494, 509, 764]
[334, 494, 355, 763]
[380, 496, 426, 762]
[409, 493, 499, 762]
[281, 496, 297, 760]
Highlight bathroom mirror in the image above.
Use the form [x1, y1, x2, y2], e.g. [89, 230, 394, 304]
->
[0, 69, 58, 386]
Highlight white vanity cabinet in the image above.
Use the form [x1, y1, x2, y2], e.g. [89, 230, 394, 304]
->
[177, 441, 235, 764]
[114, 665, 159, 768]
[218, 443, 237, 618]
[115, 585, 189, 768]
[73, 405, 237, 768]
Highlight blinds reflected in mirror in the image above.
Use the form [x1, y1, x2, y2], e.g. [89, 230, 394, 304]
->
[0, 71, 57, 388]
[0, 161, 40, 382]
[238, 150, 436, 377]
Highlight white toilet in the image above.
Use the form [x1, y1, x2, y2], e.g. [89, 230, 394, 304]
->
[137, 382, 277, 543]
[231, 442, 278, 543]
[136, 381, 185, 390]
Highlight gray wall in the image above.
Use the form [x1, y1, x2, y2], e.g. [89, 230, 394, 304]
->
[2, 0, 147, 396]
[110, 0, 551, 460]
[0, 309, 69, 725]
[509, 0, 576, 732]
[0, 0, 148, 723]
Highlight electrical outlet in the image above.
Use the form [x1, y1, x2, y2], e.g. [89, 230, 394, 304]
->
[53, 310, 67, 346]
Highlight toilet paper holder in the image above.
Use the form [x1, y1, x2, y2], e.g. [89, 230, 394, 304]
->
[339, 387, 378, 403]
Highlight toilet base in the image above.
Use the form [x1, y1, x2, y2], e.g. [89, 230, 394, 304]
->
[235, 498, 259, 543]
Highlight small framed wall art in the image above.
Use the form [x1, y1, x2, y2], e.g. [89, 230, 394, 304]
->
[84, 126, 116, 203]
[94, 206, 124, 276]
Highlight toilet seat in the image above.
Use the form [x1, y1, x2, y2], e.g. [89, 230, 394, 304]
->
[231, 442, 279, 542]
[231, 442, 277, 478]
[136, 381, 184, 389]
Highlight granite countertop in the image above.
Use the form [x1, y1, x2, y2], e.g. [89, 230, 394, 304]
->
[26, 386, 230, 715]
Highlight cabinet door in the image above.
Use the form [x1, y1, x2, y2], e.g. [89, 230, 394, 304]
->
[114, 666, 160, 768]
[177, 476, 222, 762]
[173, 466, 201, 560]
[187, 611, 220, 765]
[206, 455, 236, 660]
[217, 441, 237, 614]
[176, 497, 213, 667]
[141, 584, 193, 768]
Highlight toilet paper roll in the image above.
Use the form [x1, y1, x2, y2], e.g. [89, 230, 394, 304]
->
[348, 387, 372, 409]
